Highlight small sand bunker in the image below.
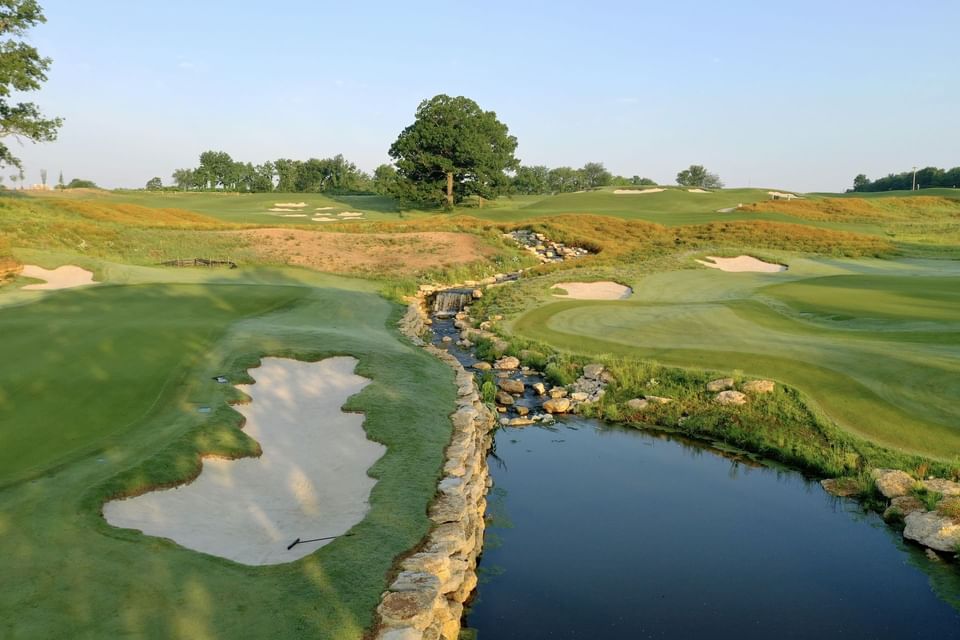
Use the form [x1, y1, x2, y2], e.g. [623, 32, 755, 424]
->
[312, 217, 336, 222]
[274, 202, 307, 208]
[21, 265, 97, 290]
[280, 214, 308, 218]
[315, 206, 334, 211]
[104, 357, 384, 565]
[767, 191, 801, 200]
[696, 256, 786, 273]
[337, 211, 364, 218]
[687, 188, 709, 193]
[552, 281, 632, 300]
[614, 188, 664, 195]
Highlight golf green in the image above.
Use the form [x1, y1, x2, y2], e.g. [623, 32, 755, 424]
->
[512, 261, 960, 459]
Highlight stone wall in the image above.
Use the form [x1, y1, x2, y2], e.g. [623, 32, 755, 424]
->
[371, 301, 496, 640]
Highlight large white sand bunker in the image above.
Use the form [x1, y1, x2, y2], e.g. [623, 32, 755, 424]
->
[696, 255, 786, 273]
[21, 265, 97, 290]
[552, 281, 632, 300]
[104, 357, 385, 565]
[614, 188, 664, 195]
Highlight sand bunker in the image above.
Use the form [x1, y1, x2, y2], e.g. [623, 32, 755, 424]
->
[767, 191, 800, 200]
[280, 213, 308, 218]
[274, 202, 307, 208]
[104, 357, 384, 565]
[614, 188, 664, 195]
[687, 188, 709, 193]
[312, 217, 336, 222]
[552, 281, 632, 300]
[337, 211, 364, 218]
[696, 255, 786, 273]
[315, 206, 334, 211]
[21, 265, 97, 290]
[268, 208, 298, 212]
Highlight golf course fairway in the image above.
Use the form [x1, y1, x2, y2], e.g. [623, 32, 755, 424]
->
[512, 258, 960, 459]
[0, 269, 457, 639]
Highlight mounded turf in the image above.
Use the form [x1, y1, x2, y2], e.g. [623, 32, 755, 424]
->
[512, 258, 960, 460]
[0, 268, 456, 639]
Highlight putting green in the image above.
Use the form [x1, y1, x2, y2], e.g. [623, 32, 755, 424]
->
[0, 268, 456, 639]
[513, 259, 960, 459]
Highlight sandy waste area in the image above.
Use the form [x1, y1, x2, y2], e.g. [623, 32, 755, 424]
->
[104, 357, 384, 565]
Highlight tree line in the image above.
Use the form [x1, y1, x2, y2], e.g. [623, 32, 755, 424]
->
[163, 151, 376, 194]
[850, 166, 960, 192]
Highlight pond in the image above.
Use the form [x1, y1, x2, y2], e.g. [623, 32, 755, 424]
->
[465, 418, 960, 639]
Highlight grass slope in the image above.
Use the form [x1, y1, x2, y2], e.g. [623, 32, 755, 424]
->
[511, 260, 960, 460]
[0, 271, 455, 639]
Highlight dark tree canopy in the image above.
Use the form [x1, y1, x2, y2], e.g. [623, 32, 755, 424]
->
[850, 166, 960, 192]
[145, 176, 162, 190]
[676, 164, 723, 189]
[0, 0, 61, 168]
[389, 95, 519, 208]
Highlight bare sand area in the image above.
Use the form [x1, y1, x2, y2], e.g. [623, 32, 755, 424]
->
[687, 188, 709, 193]
[21, 265, 97, 290]
[238, 229, 495, 277]
[696, 255, 786, 273]
[614, 188, 664, 195]
[104, 357, 384, 565]
[274, 202, 308, 208]
[552, 281, 632, 300]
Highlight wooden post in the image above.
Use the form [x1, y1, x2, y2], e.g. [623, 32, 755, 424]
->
[446, 172, 454, 208]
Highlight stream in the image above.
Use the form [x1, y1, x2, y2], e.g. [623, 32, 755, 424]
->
[429, 313, 960, 639]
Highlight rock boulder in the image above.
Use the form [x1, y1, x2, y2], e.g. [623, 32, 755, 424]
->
[871, 469, 916, 499]
[706, 378, 735, 392]
[742, 379, 775, 394]
[542, 397, 572, 414]
[903, 511, 960, 553]
[715, 390, 747, 406]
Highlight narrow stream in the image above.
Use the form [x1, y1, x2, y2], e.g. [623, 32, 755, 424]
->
[430, 312, 960, 639]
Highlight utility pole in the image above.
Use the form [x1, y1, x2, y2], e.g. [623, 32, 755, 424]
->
[912, 166, 917, 191]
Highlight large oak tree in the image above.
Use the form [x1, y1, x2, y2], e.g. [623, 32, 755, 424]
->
[389, 94, 518, 208]
[0, 1, 61, 169]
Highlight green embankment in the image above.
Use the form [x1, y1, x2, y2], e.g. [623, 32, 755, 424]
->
[511, 260, 960, 460]
[0, 267, 455, 639]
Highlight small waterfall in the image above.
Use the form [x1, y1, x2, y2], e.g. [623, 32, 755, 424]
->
[432, 289, 473, 318]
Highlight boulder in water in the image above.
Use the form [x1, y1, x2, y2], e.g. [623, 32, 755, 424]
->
[903, 511, 960, 552]
[871, 469, 916, 499]
[532, 382, 546, 395]
[498, 379, 524, 394]
[495, 391, 515, 406]
[494, 356, 520, 370]
[542, 397, 572, 414]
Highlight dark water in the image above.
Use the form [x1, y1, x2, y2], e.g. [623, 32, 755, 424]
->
[466, 419, 960, 639]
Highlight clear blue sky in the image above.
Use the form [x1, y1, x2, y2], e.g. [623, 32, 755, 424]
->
[11, 0, 960, 192]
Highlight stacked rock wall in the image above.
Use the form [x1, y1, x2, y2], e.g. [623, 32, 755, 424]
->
[372, 302, 496, 640]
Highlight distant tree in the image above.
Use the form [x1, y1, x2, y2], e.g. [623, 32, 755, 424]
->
[389, 94, 519, 208]
[0, 1, 62, 170]
[631, 175, 656, 186]
[249, 162, 275, 192]
[171, 168, 195, 191]
[512, 165, 550, 195]
[579, 162, 612, 189]
[39, 168, 47, 186]
[57, 169, 64, 189]
[196, 150, 235, 189]
[274, 158, 301, 192]
[547, 166, 578, 193]
[66, 178, 97, 189]
[676, 164, 723, 189]
[145, 176, 162, 190]
[852, 174, 869, 192]
[372, 163, 398, 195]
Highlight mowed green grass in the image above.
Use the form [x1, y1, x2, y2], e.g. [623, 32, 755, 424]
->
[0, 270, 456, 639]
[512, 260, 960, 459]
[0, 283, 306, 485]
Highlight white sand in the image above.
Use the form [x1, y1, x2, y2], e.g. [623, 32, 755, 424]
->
[315, 206, 334, 211]
[274, 202, 307, 208]
[552, 281, 632, 300]
[312, 217, 336, 222]
[21, 265, 97, 290]
[687, 188, 709, 193]
[614, 188, 664, 195]
[280, 214, 308, 218]
[337, 211, 364, 218]
[767, 191, 800, 200]
[268, 208, 297, 212]
[695, 255, 786, 273]
[104, 357, 385, 565]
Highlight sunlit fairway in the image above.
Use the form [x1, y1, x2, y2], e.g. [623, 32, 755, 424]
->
[512, 257, 960, 459]
[0, 265, 456, 639]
